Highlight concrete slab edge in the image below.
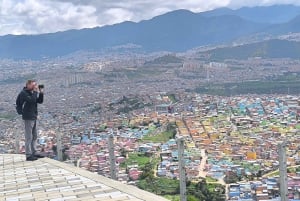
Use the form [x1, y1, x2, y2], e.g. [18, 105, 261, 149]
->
[40, 157, 169, 201]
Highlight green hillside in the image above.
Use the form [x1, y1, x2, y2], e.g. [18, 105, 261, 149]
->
[145, 54, 183, 65]
[208, 39, 300, 61]
[195, 79, 300, 96]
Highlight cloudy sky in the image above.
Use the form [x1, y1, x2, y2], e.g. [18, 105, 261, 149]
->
[0, 0, 299, 36]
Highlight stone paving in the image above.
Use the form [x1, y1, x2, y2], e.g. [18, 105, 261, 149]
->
[0, 154, 169, 201]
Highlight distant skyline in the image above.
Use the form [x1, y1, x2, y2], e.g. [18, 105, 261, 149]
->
[0, 0, 300, 36]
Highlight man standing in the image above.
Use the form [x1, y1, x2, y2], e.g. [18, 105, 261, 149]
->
[16, 80, 44, 161]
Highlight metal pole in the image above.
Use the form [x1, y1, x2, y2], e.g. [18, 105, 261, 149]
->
[54, 114, 63, 162]
[56, 131, 63, 161]
[77, 158, 82, 168]
[177, 137, 187, 201]
[108, 134, 117, 180]
[15, 127, 20, 154]
[278, 139, 288, 201]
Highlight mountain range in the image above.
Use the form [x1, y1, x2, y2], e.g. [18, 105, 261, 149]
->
[1, 5, 300, 59]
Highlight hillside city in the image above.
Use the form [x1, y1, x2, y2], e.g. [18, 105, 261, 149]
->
[3, 3, 300, 201]
[1, 52, 300, 201]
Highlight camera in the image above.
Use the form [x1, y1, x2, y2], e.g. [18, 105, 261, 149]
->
[38, 84, 44, 89]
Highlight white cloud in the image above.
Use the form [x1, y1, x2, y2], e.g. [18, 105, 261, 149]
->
[103, 8, 134, 24]
[228, 0, 300, 8]
[0, 0, 98, 35]
[0, 0, 300, 35]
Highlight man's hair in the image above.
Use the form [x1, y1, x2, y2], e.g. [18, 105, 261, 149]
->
[26, 79, 36, 86]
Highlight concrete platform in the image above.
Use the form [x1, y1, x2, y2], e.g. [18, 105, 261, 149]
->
[0, 154, 169, 201]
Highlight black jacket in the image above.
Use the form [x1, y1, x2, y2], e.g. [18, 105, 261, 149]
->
[16, 88, 44, 120]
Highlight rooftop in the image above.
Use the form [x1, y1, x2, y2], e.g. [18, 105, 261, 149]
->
[0, 154, 169, 201]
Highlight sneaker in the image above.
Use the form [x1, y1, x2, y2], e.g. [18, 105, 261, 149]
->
[33, 154, 45, 158]
[26, 156, 38, 161]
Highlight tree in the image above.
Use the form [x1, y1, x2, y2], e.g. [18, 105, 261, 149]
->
[224, 174, 239, 184]
[120, 147, 127, 157]
[187, 195, 198, 201]
[139, 162, 158, 194]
